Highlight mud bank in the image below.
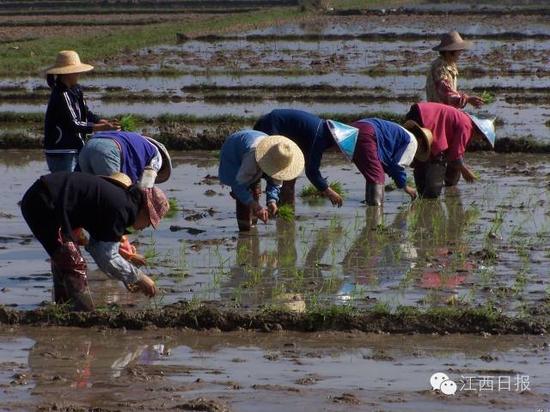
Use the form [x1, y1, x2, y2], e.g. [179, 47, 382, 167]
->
[0, 304, 548, 334]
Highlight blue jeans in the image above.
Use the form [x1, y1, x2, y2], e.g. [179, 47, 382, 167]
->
[78, 138, 121, 176]
[45, 153, 78, 173]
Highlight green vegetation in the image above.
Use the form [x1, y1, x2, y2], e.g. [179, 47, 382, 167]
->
[300, 181, 345, 198]
[277, 204, 295, 222]
[165, 197, 181, 219]
[0, 7, 307, 76]
[119, 114, 138, 132]
[480, 90, 496, 104]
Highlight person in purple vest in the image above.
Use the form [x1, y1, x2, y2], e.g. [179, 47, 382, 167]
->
[78, 131, 172, 188]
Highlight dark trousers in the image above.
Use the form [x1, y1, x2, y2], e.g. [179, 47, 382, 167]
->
[405, 105, 461, 198]
[20, 179, 61, 256]
[232, 181, 262, 231]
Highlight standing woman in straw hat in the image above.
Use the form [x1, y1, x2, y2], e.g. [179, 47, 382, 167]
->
[348, 118, 432, 206]
[219, 129, 304, 231]
[426, 31, 485, 109]
[43, 50, 120, 172]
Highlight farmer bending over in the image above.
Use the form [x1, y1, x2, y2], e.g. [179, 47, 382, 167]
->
[349, 118, 433, 205]
[219, 130, 304, 231]
[254, 109, 356, 208]
[20, 172, 170, 311]
[404, 102, 496, 198]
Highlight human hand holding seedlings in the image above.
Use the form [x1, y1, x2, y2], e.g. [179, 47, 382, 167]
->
[467, 95, 484, 108]
[404, 185, 417, 201]
[460, 164, 477, 183]
[93, 120, 120, 132]
[251, 201, 269, 223]
[267, 202, 278, 218]
[323, 187, 343, 207]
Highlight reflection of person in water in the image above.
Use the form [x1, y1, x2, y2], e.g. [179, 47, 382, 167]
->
[341, 207, 414, 298]
[26, 329, 166, 400]
[223, 219, 344, 308]
[407, 194, 478, 293]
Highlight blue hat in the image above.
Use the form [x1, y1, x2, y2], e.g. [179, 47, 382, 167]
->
[467, 113, 496, 148]
[326, 120, 359, 161]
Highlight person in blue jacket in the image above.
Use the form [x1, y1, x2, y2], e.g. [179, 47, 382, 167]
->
[349, 118, 433, 205]
[78, 131, 172, 188]
[43, 50, 120, 172]
[254, 109, 352, 208]
[219, 130, 304, 231]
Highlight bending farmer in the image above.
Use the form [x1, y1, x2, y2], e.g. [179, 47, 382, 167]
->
[404, 102, 496, 198]
[20, 172, 170, 311]
[219, 130, 304, 231]
[349, 118, 433, 205]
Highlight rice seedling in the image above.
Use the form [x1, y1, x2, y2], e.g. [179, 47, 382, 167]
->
[277, 204, 295, 222]
[164, 197, 181, 219]
[480, 90, 496, 104]
[299, 181, 346, 198]
[119, 114, 137, 131]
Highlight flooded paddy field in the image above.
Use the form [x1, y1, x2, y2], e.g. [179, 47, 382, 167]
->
[0, 327, 549, 411]
[1, 1, 549, 410]
[1, 151, 548, 316]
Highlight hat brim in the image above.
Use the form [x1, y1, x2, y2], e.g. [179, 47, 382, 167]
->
[433, 40, 473, 51]
[255, 135, 305, 181]
[403, 120, 433, 162]
[144, 136, 172, 183]
[100, 173, 132, 189]
[45, 63, 94, 75]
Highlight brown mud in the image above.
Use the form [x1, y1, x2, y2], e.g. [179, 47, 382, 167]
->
[0, 303, 548, 334]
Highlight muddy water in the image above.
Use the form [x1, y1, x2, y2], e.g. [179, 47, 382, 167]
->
[0, 151, 548, 315]
[0, 326, 549, 411]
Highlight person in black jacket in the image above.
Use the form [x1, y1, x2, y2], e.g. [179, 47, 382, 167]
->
[20, 172, 170, 311]
[44, 50, 120, 172]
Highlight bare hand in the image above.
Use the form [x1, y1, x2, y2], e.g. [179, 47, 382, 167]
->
[461, 165, 477, 183]
[323, 187, 343, 207]
[93, 122, 120, 132]
[468, 95, 484, 108]
[251, 202, 269, 223]
[404, 185, 417, 201]
[267, 202, 278, 217]
[132, 275, 157, 297]
[128, 254, 147, 267]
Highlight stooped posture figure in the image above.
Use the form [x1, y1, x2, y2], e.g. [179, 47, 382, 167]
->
[254, 109, 354, 208]
[44, 50, 119, 172]
[20, 172, 170, 311]
[426, 31, 485, 109]
[404, 102, 496, 198]
[218, 130, 304, 231]
[79, 131, 172, 189]
[349, 118, 433, 205]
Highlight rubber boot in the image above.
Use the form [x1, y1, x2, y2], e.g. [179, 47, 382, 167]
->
[365, 183, 385, 206]
[51, 242, 94, 311]
[280, 179, 296, 209]
[51, 261, 69, 304]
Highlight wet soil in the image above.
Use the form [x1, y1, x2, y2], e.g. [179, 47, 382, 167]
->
[0, 326, 549, 411]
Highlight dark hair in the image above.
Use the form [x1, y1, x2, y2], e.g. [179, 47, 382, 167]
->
[46, 74, 57, 89]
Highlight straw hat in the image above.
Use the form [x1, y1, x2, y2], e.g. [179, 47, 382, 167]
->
[144, 136, 172, 183]
[141, 187, 170, 228]
[101, 172, 132, 188]
[45, 50, 94, 75]
[255, 135, 305, 181]
[403, 120, 433, 162]
[432, 31, 473, 52]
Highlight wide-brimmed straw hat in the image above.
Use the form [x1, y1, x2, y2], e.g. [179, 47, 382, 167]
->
[101, 172, 132, 188]
[141, 187, 170, 228]
[432, 31, 473, 52]
[403, 120, 434, 162]
[45, 50, 94, 75]
[255, 135, 305, 181]
[467, 113, 496, 148]
[144, 136, 172, 183]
